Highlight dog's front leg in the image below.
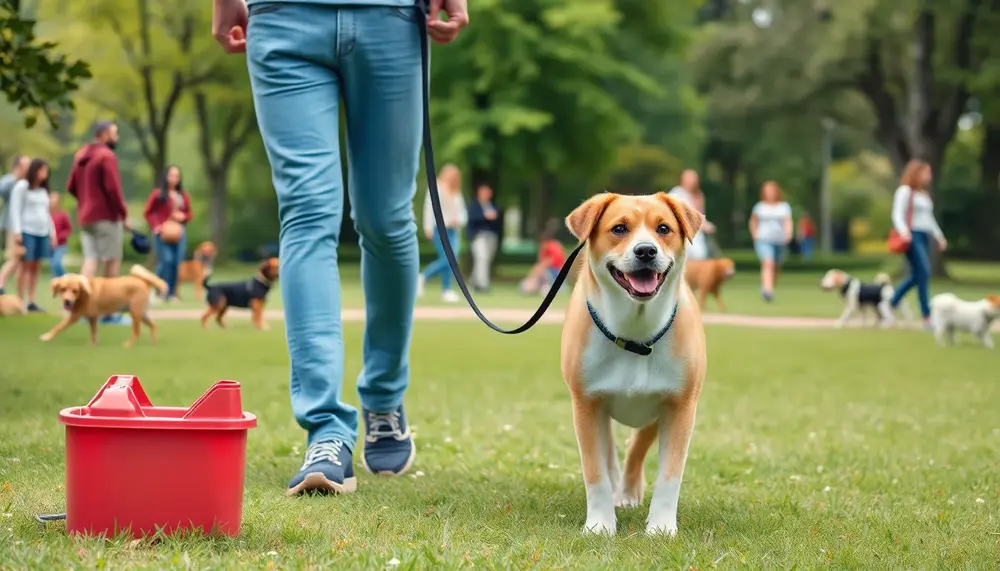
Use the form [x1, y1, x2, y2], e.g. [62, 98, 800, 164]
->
[835, 301, 855, 328]
[877, 300, 895, 327]
[980, 324, 994, 349]
[87, 317, 98, 345]
[572, 396, 616, 535]
[39, 314, 80, 342]
[647, 399, 697, 536]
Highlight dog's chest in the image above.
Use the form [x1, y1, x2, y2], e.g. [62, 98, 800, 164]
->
[579, 329, 687, 428]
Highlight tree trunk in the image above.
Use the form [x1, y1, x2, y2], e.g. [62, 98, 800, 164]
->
[208, 168, 229, 256]
[978, 122, 1000, 260]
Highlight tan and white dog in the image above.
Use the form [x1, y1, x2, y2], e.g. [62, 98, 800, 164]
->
[930, 293, 1000, 348]
[560, 191, 706, 536]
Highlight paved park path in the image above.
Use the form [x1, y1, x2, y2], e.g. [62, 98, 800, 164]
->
[149, 306, 922, 330]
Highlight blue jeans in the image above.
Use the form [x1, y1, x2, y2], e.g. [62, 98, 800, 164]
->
[799, 237, 814, 260]
[891, 230, 932, 318]
[154, 231, 186, 297]
[421, 228, 459, 292]
[247, 3, 422, 449]
[51, 244, 67, 277]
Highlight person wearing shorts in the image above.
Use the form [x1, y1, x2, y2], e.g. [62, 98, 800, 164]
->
[67, 121, 131, 323]
[749, 181, 793, 302]
[8, 159, 56, 312]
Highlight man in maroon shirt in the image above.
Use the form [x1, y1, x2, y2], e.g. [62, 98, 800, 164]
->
[67, 121, 131, 280]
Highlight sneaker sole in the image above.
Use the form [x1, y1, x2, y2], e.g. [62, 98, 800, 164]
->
[285, 472, 358, 497]
[361, 443, 416, 477]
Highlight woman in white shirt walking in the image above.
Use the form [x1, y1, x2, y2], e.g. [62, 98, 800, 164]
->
[417, 164, 466, 303]
[888, 159, 946, 327]
[749, 181, 793, 302]
[667, 169, 715, 260]
[9, 158, 56, 312]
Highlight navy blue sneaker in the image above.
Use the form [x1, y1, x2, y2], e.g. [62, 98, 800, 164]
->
[362, 406, 415, 476]
[26, 302, 45, 313]
[286, 440, 356, 496]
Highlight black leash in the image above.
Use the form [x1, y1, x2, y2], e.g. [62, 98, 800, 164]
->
[415, 1, 584, 334]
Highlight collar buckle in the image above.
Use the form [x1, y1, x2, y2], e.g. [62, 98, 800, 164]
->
[614, 338, 626, 349]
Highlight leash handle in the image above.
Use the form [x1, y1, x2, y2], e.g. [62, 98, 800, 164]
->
[415, 1, 583, 334]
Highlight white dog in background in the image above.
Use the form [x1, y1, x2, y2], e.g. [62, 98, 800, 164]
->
[820, 270, 913, 328]
[930, 293, 1000, 348]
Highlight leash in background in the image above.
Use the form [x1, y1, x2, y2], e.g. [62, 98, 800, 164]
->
[414, 1, 584, 334]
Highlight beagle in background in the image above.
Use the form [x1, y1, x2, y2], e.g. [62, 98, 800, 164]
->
[177, 241, 217, 299]
[930, 293, 1000, 348]
[820, 269, 912, 328]
[41, 265, 167, 347]
[200, 258, 279, 330]
[560, 191, 707, 536]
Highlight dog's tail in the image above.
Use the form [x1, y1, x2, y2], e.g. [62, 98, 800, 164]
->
[873, 272, 892, 285]
[129, 264, 168, 295]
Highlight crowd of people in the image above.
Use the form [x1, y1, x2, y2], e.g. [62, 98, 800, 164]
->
[0, 122, 196, 319]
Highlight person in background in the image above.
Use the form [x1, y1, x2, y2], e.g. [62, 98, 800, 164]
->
[668, 169, 716, 260]
[67, 121, 131, 324]
[50, 191, 72, 278]
[418, 164, 467, 303]
[0, 154, 30, 295]
[888, 159, 946, 329]
[797, 213, 816, 260]
[467, 183, 501, 292]
[519, 219, 566, 295]
[212, 0, 469, 495]
[144, 165, 192, 302]
[749, 181, 793, 302]
[8, 158, 56, 312]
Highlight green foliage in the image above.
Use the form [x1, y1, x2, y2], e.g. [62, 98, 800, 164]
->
[0, 0, 90, 128]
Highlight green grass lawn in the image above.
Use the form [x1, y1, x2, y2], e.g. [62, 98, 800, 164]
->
[24, 261, 1000, 320]
[1, 317, 998, 568]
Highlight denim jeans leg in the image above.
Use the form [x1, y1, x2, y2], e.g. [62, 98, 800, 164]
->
[340, 6, 422, 413]
[247, 2, 356, 448]
[154, 236, 169, 292]
[421, 229, 450, 283]
[51, 245, 67, 277]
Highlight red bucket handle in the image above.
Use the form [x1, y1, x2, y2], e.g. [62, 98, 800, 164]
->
[84, 375, 152, 418]
[183, 380, 245, 420]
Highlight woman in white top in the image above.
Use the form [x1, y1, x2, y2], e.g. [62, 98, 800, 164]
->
[667, 169, 715, 260]
[417, 163, 466, 303]
[888, 159, 946, 326]
[749, 181, 793, 302]
[8, 158, 56, 312]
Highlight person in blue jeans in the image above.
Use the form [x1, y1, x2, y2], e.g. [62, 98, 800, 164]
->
[418, 164, 466, 303]
[143, 166, 192, 302]
[888, 159, 946, 328]
[212, 0, 469, 495]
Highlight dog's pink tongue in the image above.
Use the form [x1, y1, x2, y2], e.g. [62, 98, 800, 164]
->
[625, 272, 659, 294]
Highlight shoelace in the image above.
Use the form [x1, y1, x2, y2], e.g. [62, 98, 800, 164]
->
[366, 411, 403, 443]
[301, 440, 344, 469]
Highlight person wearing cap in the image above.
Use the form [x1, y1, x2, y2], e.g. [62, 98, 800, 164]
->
[67, 121, 132, 324]
[212, 0, 469, 496]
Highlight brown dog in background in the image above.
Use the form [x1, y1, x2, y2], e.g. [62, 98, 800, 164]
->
[0, 294, 26, 316]
[41, 265, 167, 347]
[684, 258, 735, 312]
[176, 241, 217, 300]
[200, 258, 279, 330]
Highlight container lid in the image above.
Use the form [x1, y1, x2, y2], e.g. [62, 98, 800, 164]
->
[58, 375, 257, 430]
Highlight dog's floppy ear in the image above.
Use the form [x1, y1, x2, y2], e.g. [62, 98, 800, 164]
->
[565, 193, 618, 241]
[986, 294, 1000, 307]
[50, 277, 63, 298]
[656, 192, 704, 244]
[77, 276, 92, 296]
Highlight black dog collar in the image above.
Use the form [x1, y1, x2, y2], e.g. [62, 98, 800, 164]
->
[586, 301, 679, 356]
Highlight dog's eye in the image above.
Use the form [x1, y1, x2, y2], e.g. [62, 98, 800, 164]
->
[611, 224, 628, 236]
[657, 224, 671, 235]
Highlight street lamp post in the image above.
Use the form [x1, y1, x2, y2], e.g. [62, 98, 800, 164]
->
[820, 118, 835, 254]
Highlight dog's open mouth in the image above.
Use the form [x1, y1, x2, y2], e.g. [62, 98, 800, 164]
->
[607, 264, 668, 299]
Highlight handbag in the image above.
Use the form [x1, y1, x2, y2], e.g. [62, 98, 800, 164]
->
[887, 186, 915, 254]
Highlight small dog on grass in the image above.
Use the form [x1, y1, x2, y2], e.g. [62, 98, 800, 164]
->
[41, 265, 167, 347]
[0, 294, 26, 316]
[820, 269, 912, 328]
[684, 257, 735, 312]
[930, 293, 1000, 349]
[200, 258, 279, 330]
[560, 191, 706, 536]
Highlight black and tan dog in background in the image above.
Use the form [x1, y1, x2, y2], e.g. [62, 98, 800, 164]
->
[200, 258, 279, 330]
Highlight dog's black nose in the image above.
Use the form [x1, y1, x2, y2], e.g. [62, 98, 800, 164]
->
[633, 242, 658, 263]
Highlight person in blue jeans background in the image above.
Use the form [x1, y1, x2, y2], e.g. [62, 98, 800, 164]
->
[888, 159, 946, 328]
[143, 166, 192, 302]
[418, 163, 466, 303]
[212, 0, 469, 495]
[49, 191, 73, 278]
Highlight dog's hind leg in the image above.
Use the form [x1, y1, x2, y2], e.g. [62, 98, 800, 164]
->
[142, 314, 157, 342]
[619, 423, 657, 508]
[123, 311, 142, 348]
[216, 305, 229, 328]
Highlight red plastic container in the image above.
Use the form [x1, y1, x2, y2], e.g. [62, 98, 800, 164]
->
[58, 375, 257, 538]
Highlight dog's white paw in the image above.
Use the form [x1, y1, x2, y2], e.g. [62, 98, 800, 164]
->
[39, 333, 53, 342]
[582, 517, 616, 536]
[645, 520, 678, 537]
[833, 321, 845, 329]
